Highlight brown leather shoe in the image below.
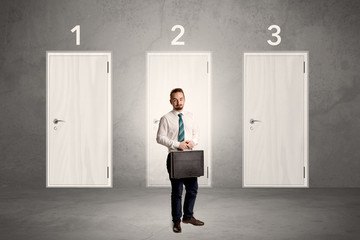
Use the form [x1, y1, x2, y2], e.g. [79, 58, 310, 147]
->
[182, 217, 204, 226]
[173, 221, 181, 233]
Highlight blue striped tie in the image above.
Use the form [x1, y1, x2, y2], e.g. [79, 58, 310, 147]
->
[178, 113, 184, 142]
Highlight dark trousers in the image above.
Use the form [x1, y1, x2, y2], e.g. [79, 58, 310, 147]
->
[167, 153, 198, 223]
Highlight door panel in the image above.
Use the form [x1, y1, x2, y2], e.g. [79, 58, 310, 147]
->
[147, 53, 211, 187]
[243, 52, 308, 187]
[47, 52, 112, 187]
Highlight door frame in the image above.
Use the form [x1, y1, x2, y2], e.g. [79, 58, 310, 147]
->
[242, 52, 309, 188]
[46, 51, 112, 188]
[146, 52, 212, 187]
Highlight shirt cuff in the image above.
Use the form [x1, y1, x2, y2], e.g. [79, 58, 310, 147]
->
[173, 141, 180, 149]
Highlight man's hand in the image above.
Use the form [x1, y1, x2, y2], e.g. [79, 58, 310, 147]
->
[185, 140, 195, 149]
[178, 141, 188, 150]
[179, 140, 195, 150]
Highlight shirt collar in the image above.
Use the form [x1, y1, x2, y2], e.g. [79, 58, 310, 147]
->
[171, 110, 184, 116]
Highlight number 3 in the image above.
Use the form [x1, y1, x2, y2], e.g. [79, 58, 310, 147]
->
[267, 25, 281, 46]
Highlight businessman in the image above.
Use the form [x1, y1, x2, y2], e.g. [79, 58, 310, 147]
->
[156, 88, 204, 233]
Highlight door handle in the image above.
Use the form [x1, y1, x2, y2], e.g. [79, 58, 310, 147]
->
[53, 118, 66, 124]
[250, 118, 261, 124]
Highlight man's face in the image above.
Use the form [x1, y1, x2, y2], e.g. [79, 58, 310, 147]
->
[170, 92, 185, 111]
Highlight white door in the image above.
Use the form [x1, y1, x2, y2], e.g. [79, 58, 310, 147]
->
[147, 52, 211, 187]
[243, 52, 308, 188]
[47, 52, 112, 187]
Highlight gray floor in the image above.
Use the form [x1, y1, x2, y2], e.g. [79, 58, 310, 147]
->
[1, 188, 360, 240]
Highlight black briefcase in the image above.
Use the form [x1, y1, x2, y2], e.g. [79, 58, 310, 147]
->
[170, 150, 204, 179]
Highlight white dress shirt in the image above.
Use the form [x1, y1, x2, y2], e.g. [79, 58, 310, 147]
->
[156, 110, 199, 152]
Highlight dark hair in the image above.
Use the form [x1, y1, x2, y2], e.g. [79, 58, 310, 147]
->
[170, 88, 185, 99]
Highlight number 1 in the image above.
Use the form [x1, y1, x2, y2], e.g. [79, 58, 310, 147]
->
[71, 25, 80, 45]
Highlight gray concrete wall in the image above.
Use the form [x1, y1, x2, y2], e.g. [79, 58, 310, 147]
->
[0, 0, 359, 188]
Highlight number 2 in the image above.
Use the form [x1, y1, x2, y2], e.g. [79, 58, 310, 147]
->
[71, 25, 80, 45]
[267, 25, 281, 46]
[171, 25, 185, 45]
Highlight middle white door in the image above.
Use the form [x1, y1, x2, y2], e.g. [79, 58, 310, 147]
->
[147, 52, 211, 187]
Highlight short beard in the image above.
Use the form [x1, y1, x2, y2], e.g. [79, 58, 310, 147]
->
[174, 105, 183, 111]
